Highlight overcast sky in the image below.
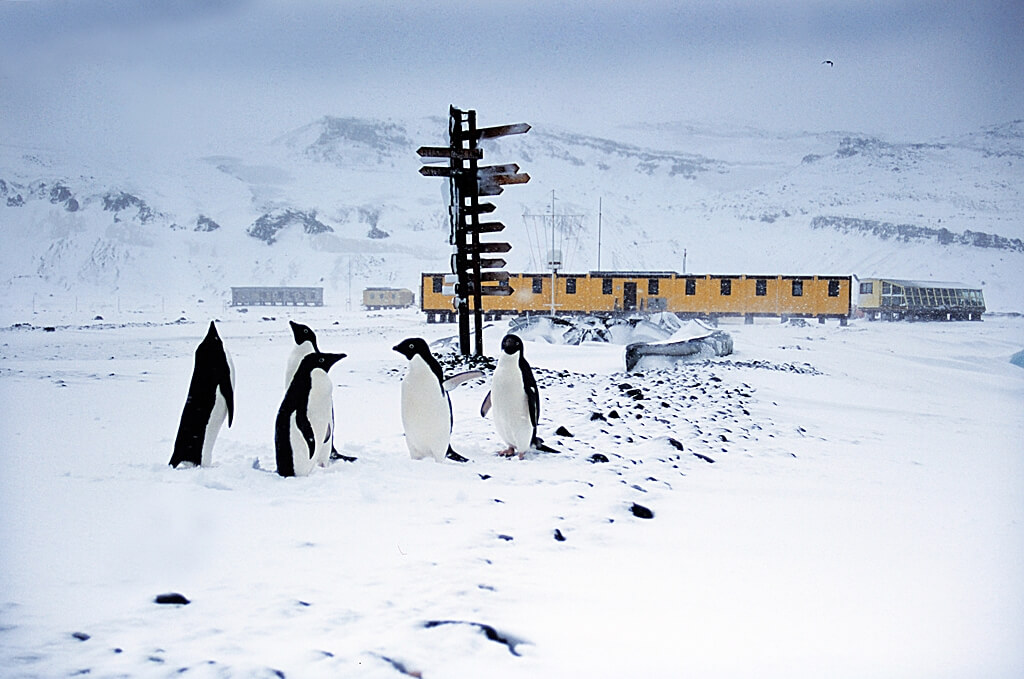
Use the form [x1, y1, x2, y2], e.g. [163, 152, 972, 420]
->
[1, 0, 1022, 157]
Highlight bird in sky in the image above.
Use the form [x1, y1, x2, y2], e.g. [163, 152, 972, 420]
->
[822, 60, 834, 67]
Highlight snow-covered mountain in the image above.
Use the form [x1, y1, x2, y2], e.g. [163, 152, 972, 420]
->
[2, 116, 1022, 313]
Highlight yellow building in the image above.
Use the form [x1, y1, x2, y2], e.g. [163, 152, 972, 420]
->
[422, 272, 851, 324]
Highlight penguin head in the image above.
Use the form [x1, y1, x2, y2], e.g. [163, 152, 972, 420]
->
[289, 320, 319, 351]
[205, 321, 221, 342]
[393, 337, 431, 361]
[299, 351, 346, 374]
[500, 334, 524, 356]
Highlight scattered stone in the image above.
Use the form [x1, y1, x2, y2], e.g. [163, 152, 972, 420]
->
[423, 620, 525, 656]
[630, 502, 654, 519]
[588, 453, 609, 463]
[72, 632, 91, 642]
[154, 593, 190, 605]
[553, 529, 566, 542]
[554, 425, 573, 437]
[497, 534, 514, 541]
[375, 654, 422, 678]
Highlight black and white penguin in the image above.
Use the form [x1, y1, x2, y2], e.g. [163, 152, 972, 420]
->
[169, 321, 235, 468]
[393, 337, 481, 462]
[275, 352, 346, 477]
[481, 334, 540, 457]
[285, 320, 320, 388]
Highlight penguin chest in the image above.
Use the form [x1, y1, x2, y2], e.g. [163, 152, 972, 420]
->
[400, 360, 451, 459]
[201, 350, 235, 467]
[307, 371, 335, 455]
[202, 390, 229, 466]
[287, 371, 335, 475]
[491, 361, 533, 451]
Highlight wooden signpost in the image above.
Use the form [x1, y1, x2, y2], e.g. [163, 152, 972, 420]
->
[417, 106, 530, 355]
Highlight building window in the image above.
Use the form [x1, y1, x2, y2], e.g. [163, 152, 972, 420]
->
[859, 282, 873, 295]
[720, 279, 732, 296]
[755, 279, 767, 296]
[648, 279, 659, 295]
[828, 279, 841, 297]
[685, 279, 696, 296]
[602, 278, 613, 295]
[532, 276, 543, 294]
[792, 280, 804, 297]
[566, 277, 577, 294]
[432, 275, 443, 293]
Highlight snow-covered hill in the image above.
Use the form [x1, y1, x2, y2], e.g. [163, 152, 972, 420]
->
[2, 117, 1022, 314]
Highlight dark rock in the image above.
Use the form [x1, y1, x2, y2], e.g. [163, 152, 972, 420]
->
[247, 208, 333, 244]
[154, 593, 190, 605]
[630, 503, 654, 519]
[423, 620, 524, 656]
[195, 215, 221, 232]
[72, 632, 91, 642]
[588, 453, 609, 463]
[553, 529, 566, 542]
[554, 425, 573, 437]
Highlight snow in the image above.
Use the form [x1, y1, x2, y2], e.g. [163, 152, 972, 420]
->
[1, 306, 1022, 678]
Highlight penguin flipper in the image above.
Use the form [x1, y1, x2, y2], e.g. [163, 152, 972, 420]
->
[480, 391, 492, 417]
[297, 411, 316, 460]
[445, 446, 469, 463]
[443, 370, 484, 392]
[221, 372, 235, 427]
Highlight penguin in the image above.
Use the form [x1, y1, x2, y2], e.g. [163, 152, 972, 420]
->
[285, 320, 320, 388]
[275, 352, 347, 477]
[480, 334, 541, 458]
[393, 337, 482, 463]
[170, 321, 235, 468]
[284, 321, 354, 462]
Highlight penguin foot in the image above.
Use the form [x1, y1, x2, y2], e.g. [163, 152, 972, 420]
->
[330, 450, 358, 463]
[498, 446, 517, 458]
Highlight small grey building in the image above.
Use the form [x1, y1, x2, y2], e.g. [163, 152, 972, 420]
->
[231, 287, 324, 307]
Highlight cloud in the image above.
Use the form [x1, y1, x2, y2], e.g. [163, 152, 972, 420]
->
[1, 0, 1021, 157]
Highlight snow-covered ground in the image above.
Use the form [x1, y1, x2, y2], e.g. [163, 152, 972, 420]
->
[1, 306, 1022, 678]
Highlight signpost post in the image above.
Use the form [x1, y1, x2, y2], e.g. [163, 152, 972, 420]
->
[418, 107, 530, 356]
